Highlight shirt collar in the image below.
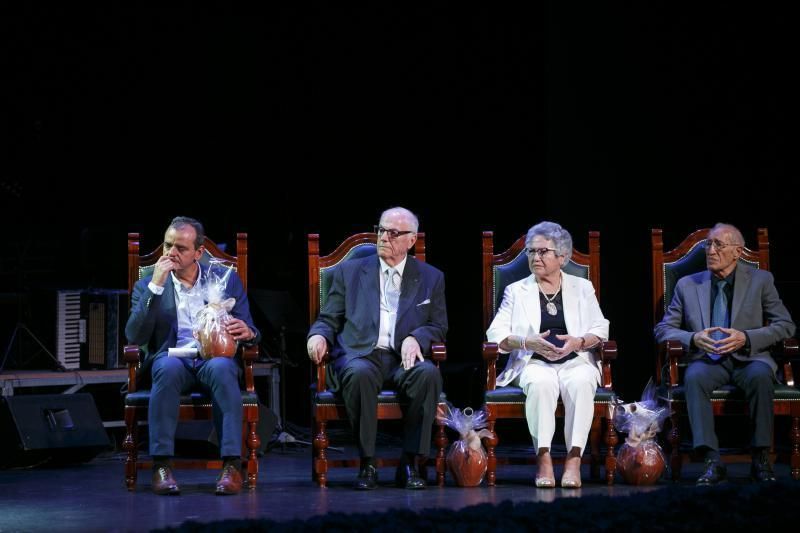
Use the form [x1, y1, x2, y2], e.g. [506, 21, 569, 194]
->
[170, 261, 203, 292]
[379, 256, 407, 277]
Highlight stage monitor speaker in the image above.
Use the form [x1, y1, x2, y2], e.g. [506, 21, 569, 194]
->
[174, 404, 278, 457]
[0, 393, 109, 468]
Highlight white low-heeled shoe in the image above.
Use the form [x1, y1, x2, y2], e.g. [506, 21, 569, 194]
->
[560, 473, 582, 488]
[535, 476, 556, 488]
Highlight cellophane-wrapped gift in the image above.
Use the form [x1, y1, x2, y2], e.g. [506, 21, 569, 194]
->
[440, 404, 493, 487]
[192, 261, 237, 360]
[613, 379, 669, 485]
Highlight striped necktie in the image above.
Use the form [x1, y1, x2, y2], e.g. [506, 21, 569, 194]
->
[384, 267, 400, 312]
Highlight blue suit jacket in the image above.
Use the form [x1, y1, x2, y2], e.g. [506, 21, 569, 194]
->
[125, 262, 260, 384]
[308, 255, 448, 373]
[654, 263, 795, 373]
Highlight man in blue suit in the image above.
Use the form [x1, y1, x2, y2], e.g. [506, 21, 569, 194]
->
[307, 207, 448, 490]
[126, 217, 260, 495]
[655, 223, 795, 485]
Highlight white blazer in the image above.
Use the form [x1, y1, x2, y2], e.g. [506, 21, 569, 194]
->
[486, 271, 610, 387]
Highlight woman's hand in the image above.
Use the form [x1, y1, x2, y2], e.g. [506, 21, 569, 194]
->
[525, 332, 559, 359]
[555, 335, 583, 357]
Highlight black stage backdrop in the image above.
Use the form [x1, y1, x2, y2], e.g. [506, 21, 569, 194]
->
[2, 5, 797, 427]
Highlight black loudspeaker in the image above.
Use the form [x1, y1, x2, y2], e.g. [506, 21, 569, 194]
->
[0, 393, 109, 468]
[174, 404, 278, 457]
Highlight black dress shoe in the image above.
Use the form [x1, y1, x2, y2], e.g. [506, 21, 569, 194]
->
[751, 456, 777, 483]
[696, 460, 727, 486]
[354, 464, 378, 490]
[395, 463, 426, 490]
[152, 466, 180, 495]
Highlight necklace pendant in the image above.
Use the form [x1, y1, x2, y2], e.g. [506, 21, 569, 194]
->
[546, 302, 558, 316]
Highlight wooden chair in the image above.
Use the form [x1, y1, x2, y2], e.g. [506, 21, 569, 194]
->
[652, 227, 800, 481]
[122, 232, 260, 491]
[481, 230, 619, 485]
[308, 232, 449, 487]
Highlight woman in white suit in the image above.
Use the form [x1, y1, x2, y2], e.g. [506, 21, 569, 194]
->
[486, 221, 609, 488]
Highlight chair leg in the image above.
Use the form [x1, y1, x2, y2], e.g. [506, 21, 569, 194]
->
[245, 416, 259, 489]
[668, 412, 681, 481]
[435, 419, 448, 487]
[313, 419, 329, 488]
[589, 415, 601, 480]
[123, 407, 138, 491]
[791, 415, 800, 481]
[483, 419, 498, 487]
[604, 415, 618, 485]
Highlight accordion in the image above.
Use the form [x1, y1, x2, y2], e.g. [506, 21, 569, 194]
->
[56, 289, 128, 370]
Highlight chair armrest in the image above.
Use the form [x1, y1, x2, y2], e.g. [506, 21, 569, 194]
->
[657, 340, 685, 388]
[314, 352, 331, 393]
[124, 345, 141, 393]
[241, 345, 259, 393]
[483, 342, 499, 391]
[597, 340, 617, 389]
[781, 338, 799, 357]
[431, 343, 447, 364]
[598, 340, 617, 362]
[774, 338, 798, 387]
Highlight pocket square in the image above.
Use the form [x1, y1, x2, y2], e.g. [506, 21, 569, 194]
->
[416, 299, 431, 307]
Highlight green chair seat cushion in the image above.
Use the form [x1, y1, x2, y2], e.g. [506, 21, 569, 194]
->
[484, 386, 616, 403]
[126, 390, 259, 407]
[314, 389, 447, 405]
[658, 383, 800, 402]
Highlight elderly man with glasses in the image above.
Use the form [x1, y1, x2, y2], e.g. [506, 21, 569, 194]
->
[307, 206, 447, 490]
[655, 222, 795, 485]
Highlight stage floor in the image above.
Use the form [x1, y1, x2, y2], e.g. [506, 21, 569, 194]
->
[0, 444, 791, 532]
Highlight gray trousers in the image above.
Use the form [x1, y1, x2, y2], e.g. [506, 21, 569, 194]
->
[685, 357, 774, 452]
[338, 349, 442, 458]
[149, 355, 243, 458]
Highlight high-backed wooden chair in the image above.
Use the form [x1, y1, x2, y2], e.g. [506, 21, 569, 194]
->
[481, 230, 619, 485]
[308, 232, 449, 487]
[652, 227, 800, 481]
[123, 232, 260, 491]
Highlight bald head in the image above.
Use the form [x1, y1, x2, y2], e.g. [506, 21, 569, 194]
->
[380, 207, 419, 232]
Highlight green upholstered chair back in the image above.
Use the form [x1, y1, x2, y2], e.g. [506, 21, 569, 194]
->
[482, 231, 601, 330]
[127, 233, 247, 302]
[651, 228, 768, 323]
[307, 232, 426, 322]
[138, 249, 237, 281]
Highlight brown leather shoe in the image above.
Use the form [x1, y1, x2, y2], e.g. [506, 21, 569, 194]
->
[152, 466, 180, 495]
[216, 464, 243, 495]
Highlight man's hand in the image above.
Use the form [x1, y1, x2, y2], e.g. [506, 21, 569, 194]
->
[693, 327, 744, 357]
[712, 327, 746, 354]
[151, 255, 178, 287]
[307, 335, 328, 365]
[692, 328, 719, 354]
[400, 336, 424, 370]
[225, 318, 254, 342]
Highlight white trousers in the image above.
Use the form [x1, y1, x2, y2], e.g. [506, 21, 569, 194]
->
[516, 357, 598, 454]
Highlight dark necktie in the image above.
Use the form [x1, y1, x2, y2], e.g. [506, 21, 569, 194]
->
[708, 279, 729, 361]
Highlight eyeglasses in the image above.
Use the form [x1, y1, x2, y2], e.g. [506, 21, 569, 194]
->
[525, 247, 557, 258]
[704, 239, 740, 250]
[375, 225, 415, 239]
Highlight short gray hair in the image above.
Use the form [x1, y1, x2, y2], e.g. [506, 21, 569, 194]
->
[525, 221, 573, 263]
[710, 222, 744, 246]
[380, 206, 419, 232]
